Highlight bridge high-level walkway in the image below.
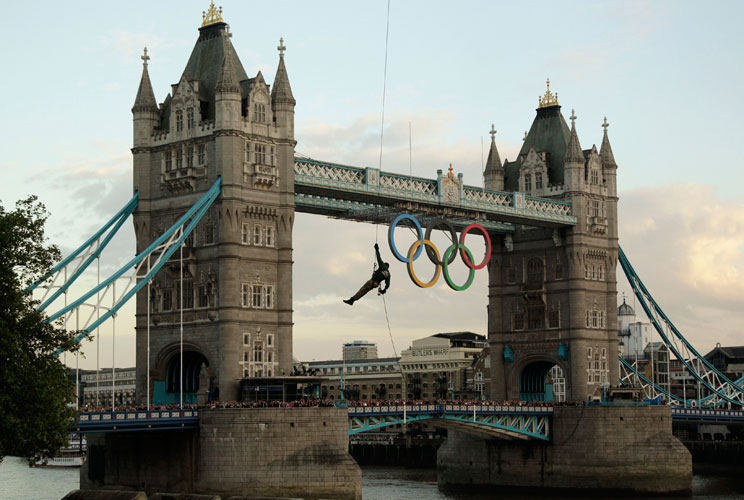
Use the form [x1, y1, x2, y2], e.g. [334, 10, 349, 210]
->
[294, 158, 577, 231]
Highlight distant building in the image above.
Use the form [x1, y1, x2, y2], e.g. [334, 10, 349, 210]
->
[343, 340, 378, 361]
[617, 298, 651, 360]
[80, 367, 137, 407]
[399, 332, 487, 400]
[464, 346, 491, 400]
[303, 357, 402, 401]
[704, 345, 744, 380]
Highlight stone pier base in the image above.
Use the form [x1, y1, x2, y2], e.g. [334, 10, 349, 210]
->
[437, 405, 691, 495]
[81, 408, 361, 500]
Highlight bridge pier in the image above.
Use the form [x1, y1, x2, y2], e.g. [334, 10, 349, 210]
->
[81, 408, 361, 500]
[437, 405, 691, 495]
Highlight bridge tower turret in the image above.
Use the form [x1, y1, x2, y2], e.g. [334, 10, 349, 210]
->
[488, 80, 619, 402]
[132, 5, 296, 404]
[483, 124, 505, 191]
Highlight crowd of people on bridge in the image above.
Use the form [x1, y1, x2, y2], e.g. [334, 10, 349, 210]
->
[79, 397, 588, 414]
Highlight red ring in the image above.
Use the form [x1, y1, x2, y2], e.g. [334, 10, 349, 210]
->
[459, 223, 491, 270]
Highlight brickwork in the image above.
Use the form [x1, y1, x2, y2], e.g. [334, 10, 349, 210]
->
[437, 405, 692, 494]
[80, 408, 361, 499]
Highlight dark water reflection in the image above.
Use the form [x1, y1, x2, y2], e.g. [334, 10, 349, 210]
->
[362, 466, 744, 500]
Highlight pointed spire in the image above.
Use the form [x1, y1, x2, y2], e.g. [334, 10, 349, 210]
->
[133, 47, 157, 113]
[216, 43, 240, 94]
[564, 109, 584, 163]
[484, 124, 502, 172]
[271, 37, 295, 105]
[600, 116, 617, 168]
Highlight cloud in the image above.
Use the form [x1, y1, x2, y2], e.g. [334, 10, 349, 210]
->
[618, 183, 744, 353]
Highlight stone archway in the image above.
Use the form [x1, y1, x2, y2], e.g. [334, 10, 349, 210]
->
[509, 354, 569, 402]
[152, 342, 212, 405]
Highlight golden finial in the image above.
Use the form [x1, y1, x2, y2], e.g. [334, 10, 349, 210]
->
[538, 78, 560, 108]
[201, 1, 224, 27]
[447, 163, 454, 179]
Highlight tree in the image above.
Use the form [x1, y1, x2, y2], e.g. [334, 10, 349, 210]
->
[0, 196, 79, 463]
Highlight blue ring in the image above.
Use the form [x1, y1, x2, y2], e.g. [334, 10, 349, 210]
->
[388, 214, 424, 263]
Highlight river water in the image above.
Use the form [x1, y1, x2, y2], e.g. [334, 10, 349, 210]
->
[1, 457, 743, 500]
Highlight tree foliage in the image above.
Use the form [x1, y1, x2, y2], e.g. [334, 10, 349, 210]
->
[0, 197, 79, 463]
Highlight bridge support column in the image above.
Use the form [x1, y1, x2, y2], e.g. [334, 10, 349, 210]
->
[81, 408, 361, 499]
[437, 405, 691, 495]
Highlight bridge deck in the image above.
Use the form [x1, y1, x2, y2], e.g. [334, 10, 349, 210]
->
[294, 158, 577, 230]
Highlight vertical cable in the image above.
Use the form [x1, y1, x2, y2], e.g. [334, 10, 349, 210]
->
[96, 254, 100, 408]
[112, 282, 116, 412]
[75, 308, 79, 411]
[180, 243, 184, 409]
[147, 272, 151, 411]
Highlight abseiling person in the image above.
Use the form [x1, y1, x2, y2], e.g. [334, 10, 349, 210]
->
[343, 243, 390, 305]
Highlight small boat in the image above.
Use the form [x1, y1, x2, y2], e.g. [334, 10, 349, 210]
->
[33, 434, 86, 468]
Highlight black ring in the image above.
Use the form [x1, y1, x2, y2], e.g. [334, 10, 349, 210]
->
[424, 218, 458, 265]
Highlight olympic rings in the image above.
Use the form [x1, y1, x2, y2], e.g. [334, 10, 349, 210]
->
[388, 214, 492, 291]
[407, 239, 441, 288]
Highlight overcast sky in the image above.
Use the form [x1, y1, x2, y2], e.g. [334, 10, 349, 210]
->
[2, 1, 742, 370]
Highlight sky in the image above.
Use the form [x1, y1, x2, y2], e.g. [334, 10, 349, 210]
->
[1, 1, 743, 370]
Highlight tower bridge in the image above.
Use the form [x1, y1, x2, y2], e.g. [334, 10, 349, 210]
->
[35, 4, 704, 498]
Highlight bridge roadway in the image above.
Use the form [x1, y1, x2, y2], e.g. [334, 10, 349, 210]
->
[72, 405, 744, 440]
[293, 157, 577, 231]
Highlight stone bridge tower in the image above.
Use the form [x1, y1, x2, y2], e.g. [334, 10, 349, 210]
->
[485, 81, 619, 401]
[131, 5, 296, 403]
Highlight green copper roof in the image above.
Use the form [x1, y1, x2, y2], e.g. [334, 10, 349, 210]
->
[504, 105, 570, 191]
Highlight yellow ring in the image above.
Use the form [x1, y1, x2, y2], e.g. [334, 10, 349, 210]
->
[407, 240, 441, 288]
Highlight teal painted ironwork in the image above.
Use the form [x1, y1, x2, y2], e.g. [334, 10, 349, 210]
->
[618, 246, 743, 406]
[347, 404, 552, 440]
[27, 192, 139, 305]
[47, 178, 222, 356]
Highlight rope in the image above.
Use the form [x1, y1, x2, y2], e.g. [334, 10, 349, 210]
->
[375, 0, 391, 246]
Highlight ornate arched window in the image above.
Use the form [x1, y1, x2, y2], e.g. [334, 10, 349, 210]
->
[524, 173, 532, 192]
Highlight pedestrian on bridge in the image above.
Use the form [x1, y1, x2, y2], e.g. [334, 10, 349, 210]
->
[344, 243, 390, 305]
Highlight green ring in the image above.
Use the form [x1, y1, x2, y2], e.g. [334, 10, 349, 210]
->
[442, 244, 476, 291]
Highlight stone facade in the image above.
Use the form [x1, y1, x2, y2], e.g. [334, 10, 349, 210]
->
[486, 89, 619, 402]
[437, 405, 692, 494]
[132, 17, 296, 403]
[81, 408, 361, 499]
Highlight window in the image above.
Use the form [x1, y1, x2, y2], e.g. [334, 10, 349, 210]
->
[198, 285, 208, 308]
[524, 174, 532, 192]
[528, 305, 545, 329]
[587, 347, 593, 359]
[598, 266, 605, 281]
[176, 110, 183, 131]
[506, 267, 516, 284]
[270, 146, 276, 166]
[253, 224, 262, 245]
[253, 343, 263, 362]
[252, 284, 263, 308]
[535, 173, 543, 190]
[243, 369, 250, 378]
[245, 141, 251, 162]
[180, 280, 194, 309]
[527, 258, 543, 285]
[205, 224, 215, 245]
[198, 145, 206, 165]
[165, 152, 172, 171]
[255, 144, 266, 164]
[267, 352, 273, 363]
[265, 285, 274, 309]
[187, 108, 194, 129]
[243, 351, 249, 362]
[176, 149, 183, 169]
[243, 333, 250, 345]
[601, 348, 607, 359]
[549, 309, 560, 328]
[265, 226, 275, 247]
[555, 258, 564, 280]
[242, 223, 250, 244]
[254, 103, 266, 123]
[241, 283, 250, 307]
[513, 312, 524, 331]
[591, 169, 599, 185]
[187, 147, 194, 168]
[592, 200, 600, 217]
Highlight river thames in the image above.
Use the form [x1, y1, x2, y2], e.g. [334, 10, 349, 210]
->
[2, 457, 744, 500]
